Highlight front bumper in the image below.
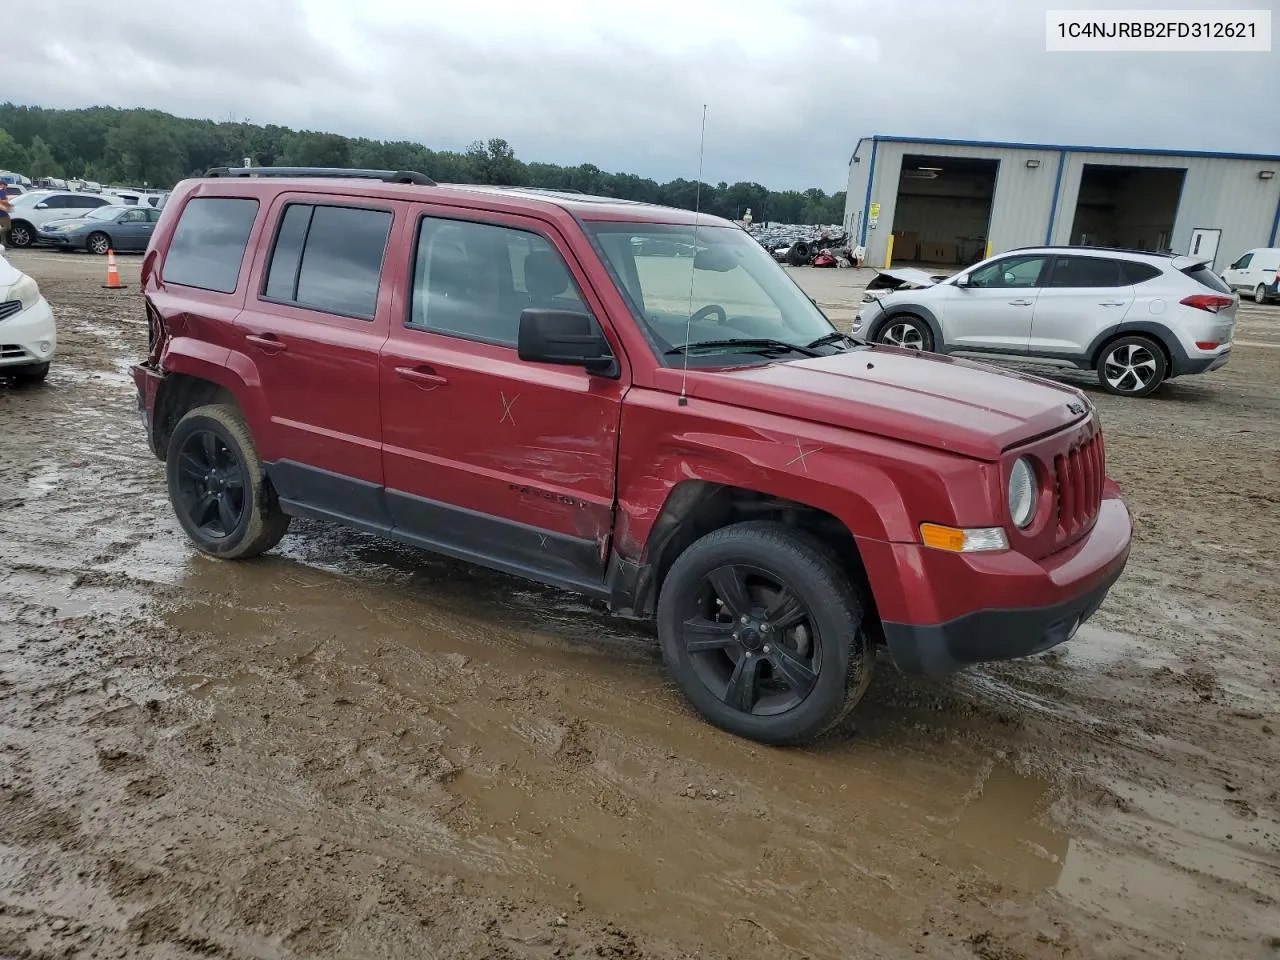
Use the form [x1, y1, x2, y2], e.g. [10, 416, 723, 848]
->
[876, 491, 1132, 678]
[36, 230, 81, 248]
[0, 296, 57, 368]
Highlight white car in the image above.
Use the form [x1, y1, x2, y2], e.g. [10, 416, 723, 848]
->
[0, 253, 56, 382]
[3, 189, 127, 249]
[853, 245, 1239, 398]
[1220, 247, 1280, 304]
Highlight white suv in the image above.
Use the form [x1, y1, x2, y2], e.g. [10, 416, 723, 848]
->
[0, 252, 56, 382]
[853, 246, 1238, 398]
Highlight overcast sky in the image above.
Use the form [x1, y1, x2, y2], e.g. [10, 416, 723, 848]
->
[10, 0, 1276, 191]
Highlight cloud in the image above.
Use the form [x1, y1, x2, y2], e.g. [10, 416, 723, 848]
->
[7, 0, 1275, 190]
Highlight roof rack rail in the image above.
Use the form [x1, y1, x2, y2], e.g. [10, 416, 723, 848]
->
[1006, 243, 1176, 258]
[202, 166, 436, 186]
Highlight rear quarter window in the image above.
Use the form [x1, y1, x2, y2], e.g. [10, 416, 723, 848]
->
[1120, 261, 1162, 284]
[162, 197, 260, 294]
[1182, 264, 1233, 295]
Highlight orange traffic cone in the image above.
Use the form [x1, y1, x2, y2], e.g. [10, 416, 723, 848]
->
[102, 249, 126, 290]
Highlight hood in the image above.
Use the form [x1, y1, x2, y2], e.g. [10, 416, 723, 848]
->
[682, 346, 1090, 461]
[0, 254, 21, 289]
[42, 215, 96, 228]
[870, 266, 946, 289]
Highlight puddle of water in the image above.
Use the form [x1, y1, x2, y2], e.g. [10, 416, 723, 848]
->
[1058, 622, 1181, 672]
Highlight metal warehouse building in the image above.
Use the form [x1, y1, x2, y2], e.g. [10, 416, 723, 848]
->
[843, 136, 1280, 273]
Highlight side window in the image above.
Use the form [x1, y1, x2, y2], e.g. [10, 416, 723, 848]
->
[146, 207, 162, 223]
[1233, 253, 1253, 269]
[408, 216, 589, 346]
[122, 209, 147, 223]
[163, 197, 260, 294]
[77, 196, 108, 208]
[1121, 261, 1162, 285]
[262, 203, 392, 319]
[968, 255, 1048, 288]
[1045, 255, 1126, 288]
[43, 195, 72, 208]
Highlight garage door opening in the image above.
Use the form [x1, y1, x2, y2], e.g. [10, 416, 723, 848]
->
[1069, 164, 1186, 252]
[891, 155, 999, 268]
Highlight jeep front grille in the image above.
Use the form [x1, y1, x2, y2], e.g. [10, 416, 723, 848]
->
[1055, 432, 1105, 538]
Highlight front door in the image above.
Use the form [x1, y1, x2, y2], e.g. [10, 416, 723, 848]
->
[941, 253, 1049, 354]
[1189, 228, 1222, 271]
[1030, 254, 1136, 356]
[234, 195, 399, 522]
[378, 207, 626, 594]
[114, 207, 156, 250]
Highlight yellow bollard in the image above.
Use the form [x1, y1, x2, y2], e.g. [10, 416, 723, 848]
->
[885, 234, 895, 269]
[984, 240, 993, 260]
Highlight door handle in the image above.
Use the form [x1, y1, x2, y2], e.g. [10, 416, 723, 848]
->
[246, 333, 287, 354]
[1099, 301, 1127, 306]
[1009, 299, 1034, 306]
[395, 365, 448, 388]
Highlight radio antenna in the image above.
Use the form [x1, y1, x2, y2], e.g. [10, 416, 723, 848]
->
[678, 103, 708, 408]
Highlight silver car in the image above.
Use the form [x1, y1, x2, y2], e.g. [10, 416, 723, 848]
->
[853, 245, 1239, 398]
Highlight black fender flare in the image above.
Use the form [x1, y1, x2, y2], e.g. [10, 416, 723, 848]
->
[865, 304, 945, 351]
[1086, 321, 1190, 376]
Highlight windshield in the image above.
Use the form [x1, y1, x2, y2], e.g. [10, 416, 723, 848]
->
[585, 222, 846, 363]
[85, 206, 128, 220]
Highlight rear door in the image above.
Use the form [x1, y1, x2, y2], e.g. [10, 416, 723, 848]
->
[234, 195, 399, 524]
[1029, 254, 1135, 357]
[378, 205, 626, 593]
[941, 253, 1049, 353]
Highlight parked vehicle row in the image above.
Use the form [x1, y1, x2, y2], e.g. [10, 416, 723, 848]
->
[1, 189, 170, 251]
[126, 166, 1134, 746]
[854, 246, 1239, 398]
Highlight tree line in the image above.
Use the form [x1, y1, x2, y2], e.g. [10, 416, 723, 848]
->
[0, 104, 846, 225]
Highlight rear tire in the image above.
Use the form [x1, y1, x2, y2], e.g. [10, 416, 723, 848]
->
[165, 403, 290, 559]
[656, 521, 874, 746]
[1097, 335, 1167, 398]
[1255, 284, 1268, 305]
[875, 314, 934, 352]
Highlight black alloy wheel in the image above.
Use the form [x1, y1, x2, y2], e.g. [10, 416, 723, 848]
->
[173, 428, 249, 540]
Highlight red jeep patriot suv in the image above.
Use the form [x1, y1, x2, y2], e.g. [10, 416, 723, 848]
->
[131, 166, 1132, 745]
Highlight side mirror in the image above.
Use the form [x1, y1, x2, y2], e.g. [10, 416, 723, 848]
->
[953, 273, 972, 288]
[35, 202, 48, 210]
[518, 308, 619, 378]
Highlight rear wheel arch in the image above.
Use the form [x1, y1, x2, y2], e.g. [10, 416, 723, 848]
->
[1089, 324, 1174, 375]
[152, 373, 244, 460]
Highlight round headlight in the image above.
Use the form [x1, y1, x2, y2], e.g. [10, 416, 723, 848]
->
[1008, 457, 1037, 528]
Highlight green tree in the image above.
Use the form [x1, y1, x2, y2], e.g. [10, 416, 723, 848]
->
[25, 136, 59, 177]
[0, 128, 29, 172]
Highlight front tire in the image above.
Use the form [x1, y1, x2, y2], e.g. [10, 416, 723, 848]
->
[1097, 335, 1167, 397]
[165, 403, 290, 559]
[87, 232, 111, 256]
[875, 314, 934, 351]
[656, 521, 873, 746]
[7, 221, 34, 249]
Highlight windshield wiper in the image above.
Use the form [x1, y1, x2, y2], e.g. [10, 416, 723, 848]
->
[805, 331, 863, 350]
[664, 338, 821, 358]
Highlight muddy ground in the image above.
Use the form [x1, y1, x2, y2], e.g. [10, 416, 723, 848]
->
[2, 249, 1279, 960]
